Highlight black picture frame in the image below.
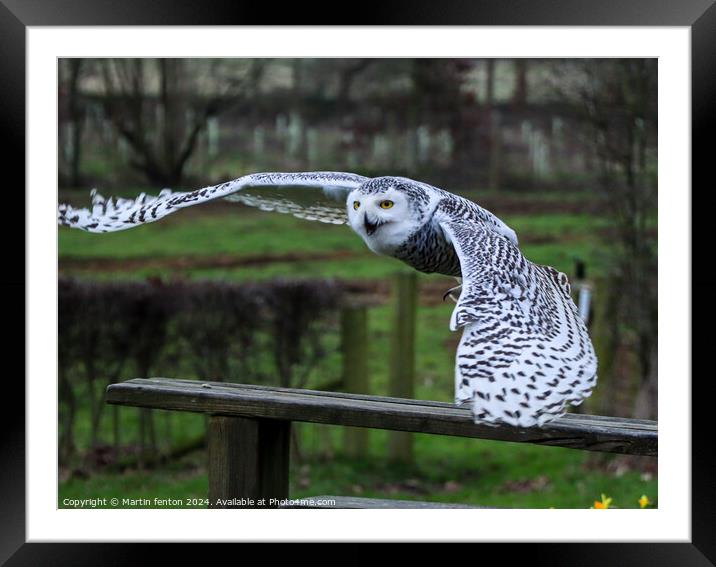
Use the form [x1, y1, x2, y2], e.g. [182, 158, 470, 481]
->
[3, 0, 710, 562]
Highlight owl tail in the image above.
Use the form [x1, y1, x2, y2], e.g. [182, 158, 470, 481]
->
[454, 323, 598, 428]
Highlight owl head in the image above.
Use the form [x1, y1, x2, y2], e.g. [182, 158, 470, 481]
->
[346, 177, 437, 255]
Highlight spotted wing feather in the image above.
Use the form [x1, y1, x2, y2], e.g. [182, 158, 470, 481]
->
[437, 212, 597, 428]
[225, 188, 349, 225]
[57, 172, 367, 233]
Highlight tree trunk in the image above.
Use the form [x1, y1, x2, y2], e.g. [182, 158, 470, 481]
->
[513, 59, 528, 107]
[66, 59, 85, 187]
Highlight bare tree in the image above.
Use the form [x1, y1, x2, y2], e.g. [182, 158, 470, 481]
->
[485, 59, 501, 191]
[560, 60, 658, 419]
[96, 58, 265, 186]
[58, 59, 88, 187]
[513, 59, 529, 107]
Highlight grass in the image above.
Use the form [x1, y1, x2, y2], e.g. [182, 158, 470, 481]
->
[57, 190, 657, 509]
[60, 436, 656, 509]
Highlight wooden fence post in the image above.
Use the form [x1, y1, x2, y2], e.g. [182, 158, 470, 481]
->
[341, 304, 369, 457]
[388, 272, 417, 463]
[208, 415, 290, 508]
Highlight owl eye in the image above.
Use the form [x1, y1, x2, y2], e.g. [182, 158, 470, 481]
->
[379, 200, 394, 209]
[353, 201, 360, 210]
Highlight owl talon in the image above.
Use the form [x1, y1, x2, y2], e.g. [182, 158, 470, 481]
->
[442, 285, 462, 303]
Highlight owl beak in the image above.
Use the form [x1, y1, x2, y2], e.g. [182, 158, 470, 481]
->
[364, 214, 379, 236]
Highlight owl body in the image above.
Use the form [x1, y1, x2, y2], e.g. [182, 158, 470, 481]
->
[394, 216, 462, 278]
[58, 170, 597, 428]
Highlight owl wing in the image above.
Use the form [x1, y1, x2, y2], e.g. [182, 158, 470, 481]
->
[436, 209, 598, 428]
[58, 171, 368, 233]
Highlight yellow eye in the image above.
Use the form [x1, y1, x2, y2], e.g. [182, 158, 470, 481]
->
[379, 200, 394, 209]
[353, 201, 360, 210]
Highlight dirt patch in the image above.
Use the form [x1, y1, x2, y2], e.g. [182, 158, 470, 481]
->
[339, 277, 459, 308]
[60, 250, 359, 273]
[498, 475, 551, 494]
[469, 195, 604, 216]
[59, 250, 455, 305]
[597, 226, 657, 242]
[60, 252, 459, 308]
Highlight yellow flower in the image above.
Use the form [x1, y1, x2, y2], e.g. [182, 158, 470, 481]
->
[638, 495, 650, 508]
[592, 494, 612, 509]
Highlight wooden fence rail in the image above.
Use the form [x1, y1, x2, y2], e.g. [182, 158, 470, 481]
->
[106, 378, 657, 508]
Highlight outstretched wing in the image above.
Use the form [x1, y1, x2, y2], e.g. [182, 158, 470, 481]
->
[57, 171, 368, 233]
[437, 208, 597, 428]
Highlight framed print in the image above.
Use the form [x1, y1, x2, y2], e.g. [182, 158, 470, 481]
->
[5, 0, 711, 562]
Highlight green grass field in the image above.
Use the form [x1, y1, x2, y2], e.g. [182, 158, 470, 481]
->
[57, 191, 657, 509]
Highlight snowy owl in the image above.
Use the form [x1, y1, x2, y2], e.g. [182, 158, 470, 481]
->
[58, 171, 597, 428]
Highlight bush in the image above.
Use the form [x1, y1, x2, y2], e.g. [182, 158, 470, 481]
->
[58, 276, 344, 464]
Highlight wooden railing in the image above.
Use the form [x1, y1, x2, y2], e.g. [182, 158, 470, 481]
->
[105, 378, 657, 508]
